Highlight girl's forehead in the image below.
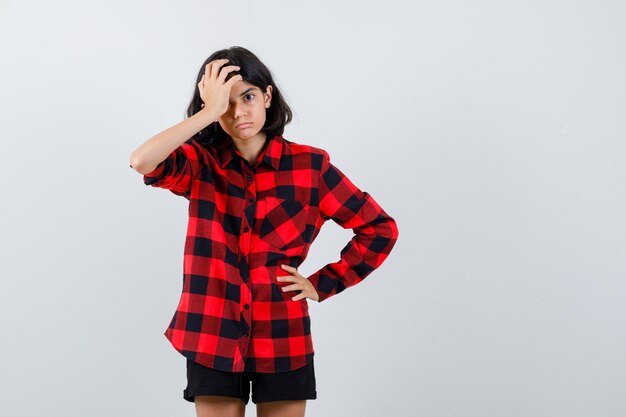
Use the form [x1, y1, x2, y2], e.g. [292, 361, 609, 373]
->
[233, 80, 258, 92]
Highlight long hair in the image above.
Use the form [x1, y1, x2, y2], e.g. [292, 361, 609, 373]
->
[186, 46, 293, 148]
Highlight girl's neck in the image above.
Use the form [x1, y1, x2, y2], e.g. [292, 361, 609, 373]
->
[231, 131, 268, 165]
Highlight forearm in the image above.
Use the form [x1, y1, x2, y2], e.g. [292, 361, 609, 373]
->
[307, 195, 399, 302]
[129, 107, 219, 175]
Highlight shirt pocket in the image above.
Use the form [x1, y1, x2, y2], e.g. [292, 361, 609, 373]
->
[258, 196, 309, 251]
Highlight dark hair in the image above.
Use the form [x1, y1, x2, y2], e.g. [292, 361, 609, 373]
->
[185, 46, 293, 148]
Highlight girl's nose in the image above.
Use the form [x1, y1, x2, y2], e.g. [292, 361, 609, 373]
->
[233, 104, 246, 118]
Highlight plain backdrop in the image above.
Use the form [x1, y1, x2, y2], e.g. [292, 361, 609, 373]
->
[1, 1, 625, 416]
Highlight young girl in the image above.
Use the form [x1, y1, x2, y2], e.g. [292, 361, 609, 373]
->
[129, 46, 399, 417]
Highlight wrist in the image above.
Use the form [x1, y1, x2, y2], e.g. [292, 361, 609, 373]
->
[197, 106, 221, 125]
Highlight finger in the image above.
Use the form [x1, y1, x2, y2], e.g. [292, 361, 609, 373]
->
[281, 283, 302, 292]
[209, 58, 230, 79]
[278, 266, 303, 281]
[225, 74, 243, 88]
[292, 293, 305, 301]
[206, 59, 227, 73]
[218, 65, 241, 83]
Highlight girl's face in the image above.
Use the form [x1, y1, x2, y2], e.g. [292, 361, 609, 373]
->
[218, 80, 273, 143]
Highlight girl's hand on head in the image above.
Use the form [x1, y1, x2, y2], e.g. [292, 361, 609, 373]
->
[277, 264, 320, 302]
[198, 58, 242, 119]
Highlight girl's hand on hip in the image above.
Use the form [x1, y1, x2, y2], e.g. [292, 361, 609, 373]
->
[277, 264, 320, 302]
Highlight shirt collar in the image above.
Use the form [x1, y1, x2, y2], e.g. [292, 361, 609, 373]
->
[217, 134, 284, 170]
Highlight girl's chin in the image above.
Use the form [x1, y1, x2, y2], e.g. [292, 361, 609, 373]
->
[230, 130, 262, 140]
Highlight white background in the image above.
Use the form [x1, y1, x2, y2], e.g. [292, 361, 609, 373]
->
[1, 1, 625, 416]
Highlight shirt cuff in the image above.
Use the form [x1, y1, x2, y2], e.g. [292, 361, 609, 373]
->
[143, 161, 167, 186]
[306, 269, 338, 303]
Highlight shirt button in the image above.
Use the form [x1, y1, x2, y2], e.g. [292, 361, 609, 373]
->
[248, 197, 254, 202]
[246, 174, 252, 181]
[244, 226, 249, 232]
[244, 304, 249, 309]
[243, 332, 249, 337]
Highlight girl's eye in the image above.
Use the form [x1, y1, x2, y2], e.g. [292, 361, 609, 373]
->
[244, 94, 254, 101]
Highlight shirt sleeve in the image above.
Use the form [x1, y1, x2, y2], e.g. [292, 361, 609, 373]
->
[141, 140, 201, 199]
[306, 150, 399, 303]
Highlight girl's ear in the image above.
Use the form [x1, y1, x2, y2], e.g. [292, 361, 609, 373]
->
[264, 85, 273, 108]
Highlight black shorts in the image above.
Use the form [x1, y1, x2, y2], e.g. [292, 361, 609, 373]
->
[183, 358, 317, 405]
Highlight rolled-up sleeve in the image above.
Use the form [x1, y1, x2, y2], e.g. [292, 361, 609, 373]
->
[142, 140, 201, 198]
[306, 150, 399, 303]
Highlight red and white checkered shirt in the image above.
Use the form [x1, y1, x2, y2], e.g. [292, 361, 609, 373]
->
[141, 134, 399, 373]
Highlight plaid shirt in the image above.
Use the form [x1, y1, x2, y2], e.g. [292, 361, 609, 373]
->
[141, 134, 399, 373]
